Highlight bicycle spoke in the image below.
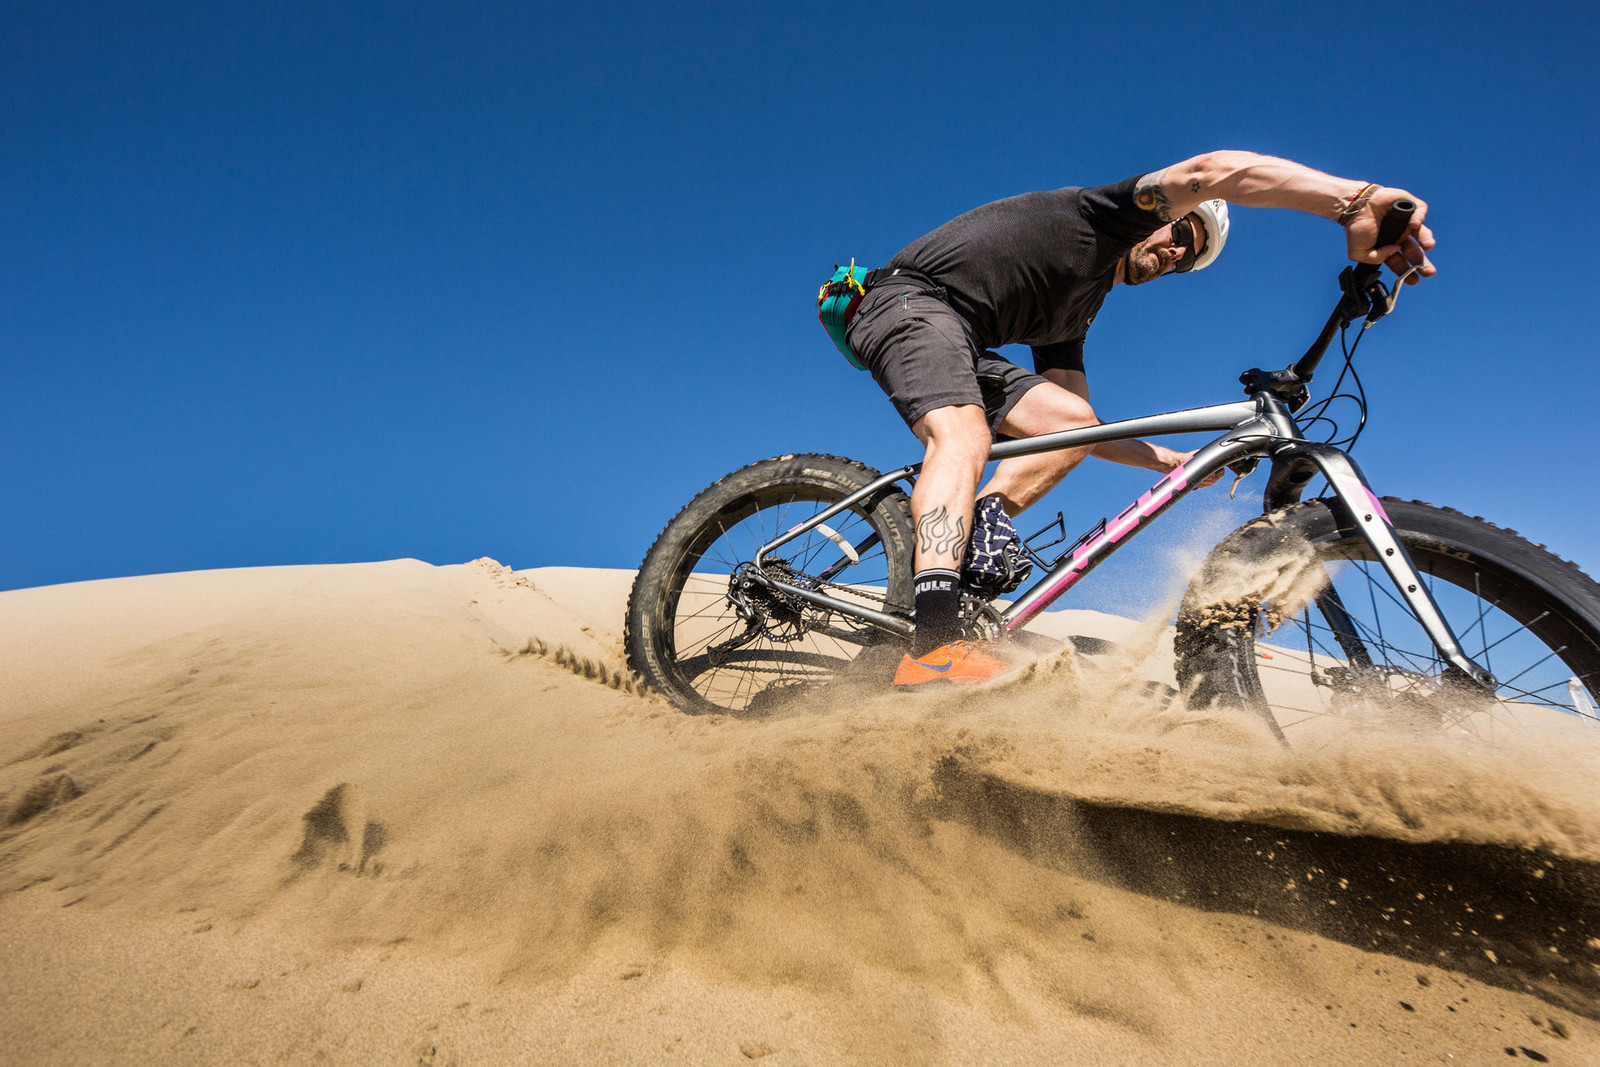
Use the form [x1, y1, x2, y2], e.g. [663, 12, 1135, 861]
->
[1471, 570, 1491, 662]
[1493, 645, 1564, 692]
[1294, 609, 1437, 676]
[1476, 610, 1549, 661]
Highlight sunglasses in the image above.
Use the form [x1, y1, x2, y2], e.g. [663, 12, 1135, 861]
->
[1171, 216, 1199, 274]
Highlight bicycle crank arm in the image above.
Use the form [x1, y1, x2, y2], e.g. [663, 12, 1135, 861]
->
[1278, 443, 1496, 690]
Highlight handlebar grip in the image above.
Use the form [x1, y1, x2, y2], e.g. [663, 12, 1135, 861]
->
[1373, 198, 1416, 250]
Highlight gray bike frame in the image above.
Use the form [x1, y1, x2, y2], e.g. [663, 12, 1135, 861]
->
[749, 391, 1495, 689]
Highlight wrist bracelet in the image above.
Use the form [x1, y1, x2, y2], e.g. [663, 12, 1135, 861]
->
[1338, 183, 1379, 225]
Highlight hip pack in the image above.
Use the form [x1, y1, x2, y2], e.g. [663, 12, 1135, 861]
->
[817, 260, 871, 370]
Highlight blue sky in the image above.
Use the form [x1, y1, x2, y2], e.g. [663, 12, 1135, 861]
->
[5, 1, 1598, 614]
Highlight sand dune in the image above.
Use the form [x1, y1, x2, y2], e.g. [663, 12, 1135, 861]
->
[2, 558, 1597, 1064]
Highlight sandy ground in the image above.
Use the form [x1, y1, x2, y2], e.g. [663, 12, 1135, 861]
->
[2, 558, 1598, 1065]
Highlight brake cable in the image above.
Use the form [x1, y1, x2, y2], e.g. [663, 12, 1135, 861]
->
[1297, 263, 1418, 451]
[1296, 324, 1369, 449]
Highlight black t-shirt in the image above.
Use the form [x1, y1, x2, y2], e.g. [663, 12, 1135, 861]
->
[881, 175, 1163, 373]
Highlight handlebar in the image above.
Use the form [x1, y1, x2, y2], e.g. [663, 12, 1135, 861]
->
[1242, 199, 1418, 400]
[1375, 200, 1417, 254]
[1350, 198, 1417, 288]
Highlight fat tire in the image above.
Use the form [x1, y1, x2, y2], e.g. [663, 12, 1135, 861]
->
[1175, 498, 1600, 741]
[625, 454, 914, 714]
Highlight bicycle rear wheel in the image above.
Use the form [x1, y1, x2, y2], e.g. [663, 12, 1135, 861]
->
[1176, 499, 1600, 744]
[625, 455, 914, 714]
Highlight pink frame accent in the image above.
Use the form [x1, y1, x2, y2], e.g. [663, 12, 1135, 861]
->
[1006, 461, 1191, 629]
[1362, 488, 1392, 526]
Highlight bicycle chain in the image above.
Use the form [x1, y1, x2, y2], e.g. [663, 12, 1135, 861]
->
[740, 561, 996, 645]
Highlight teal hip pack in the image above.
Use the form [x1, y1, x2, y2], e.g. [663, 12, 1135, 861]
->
[817, 260, 871, 370]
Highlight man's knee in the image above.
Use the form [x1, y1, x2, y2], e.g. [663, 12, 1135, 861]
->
[1000, 381, 1098, 439]
[913, 405, 991, 469]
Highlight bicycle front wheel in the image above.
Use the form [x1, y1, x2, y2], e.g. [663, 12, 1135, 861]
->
[625, 454, 915, 715]
[1175, 499, 1600, 744]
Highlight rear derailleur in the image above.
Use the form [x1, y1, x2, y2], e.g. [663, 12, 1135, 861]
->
[711, 561, 824, 662]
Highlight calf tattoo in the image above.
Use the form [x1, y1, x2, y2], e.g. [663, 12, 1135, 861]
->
[917, 506, 967, 558]
[1134, 172, 1174, 222]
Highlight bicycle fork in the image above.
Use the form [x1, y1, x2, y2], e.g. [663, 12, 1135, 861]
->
[1262, 441, 1497, 691]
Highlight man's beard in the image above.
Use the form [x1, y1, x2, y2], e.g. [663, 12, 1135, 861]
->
[1122, 249, 1163, 286]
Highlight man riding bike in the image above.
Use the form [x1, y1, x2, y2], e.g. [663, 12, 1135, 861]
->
[841, 150, 1436, 686]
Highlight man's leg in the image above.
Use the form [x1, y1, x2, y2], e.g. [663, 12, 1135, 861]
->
[842, 288, 1012, 678]
[978, 380, 1100, 515]
[907, 403, 991, 656]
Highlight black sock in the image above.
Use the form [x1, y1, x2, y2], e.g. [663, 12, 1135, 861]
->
[911, 569, 961, 657]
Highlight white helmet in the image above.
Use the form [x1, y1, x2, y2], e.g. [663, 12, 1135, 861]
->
[1188, 198, 1229, 272]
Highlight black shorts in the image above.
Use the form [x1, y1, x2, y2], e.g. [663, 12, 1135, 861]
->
[845, 284, 1046, 434]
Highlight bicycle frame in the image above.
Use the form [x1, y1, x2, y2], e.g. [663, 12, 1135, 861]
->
[749, 390, 1496, 690]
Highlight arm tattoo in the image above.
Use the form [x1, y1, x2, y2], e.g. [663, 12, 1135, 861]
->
[916, 506, 968, 558]
[1133, 172, 1173, 222]
[1190, 180, 1201, 193]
